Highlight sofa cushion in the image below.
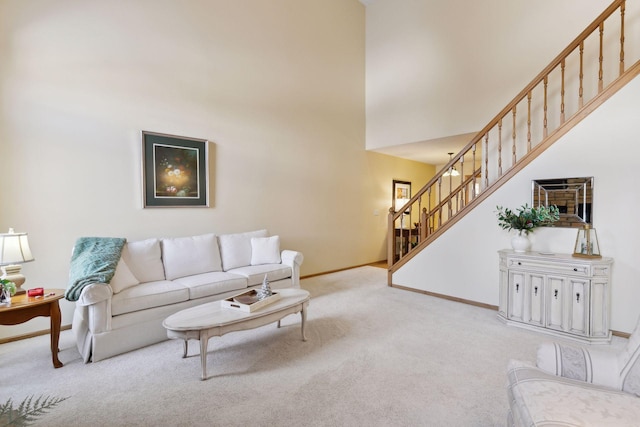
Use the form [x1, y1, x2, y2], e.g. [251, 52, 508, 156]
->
[172, 271, 248, 300]
[161, 233, 222, 280]
[111, 280, 188, 316]
[218, 229, 268, 271]
[228, 264, 291, 287]
[251, 236, 281, 265]
[122, 238, 165, 282]
[110, 258, 140, 294]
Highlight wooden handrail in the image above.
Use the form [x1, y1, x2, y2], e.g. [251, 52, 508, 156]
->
[388, 0, 633, 272]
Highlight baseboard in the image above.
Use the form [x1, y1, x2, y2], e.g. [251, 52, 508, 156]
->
[0, 324, 72, 345]
[300, 260, 387, 279]
[390, 283, 499, 311]
[390, 284, 636, 337]
[301, 263, 498, 311]
[612, 330, 631, 338]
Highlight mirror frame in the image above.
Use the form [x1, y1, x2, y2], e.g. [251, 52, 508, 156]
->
[532, 177, 593, 228]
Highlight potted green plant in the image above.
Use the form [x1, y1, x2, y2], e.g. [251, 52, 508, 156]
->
[496, 204, 560, 252]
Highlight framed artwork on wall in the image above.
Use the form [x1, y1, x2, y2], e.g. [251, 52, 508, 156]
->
[142, 131, 209, 208]
[392, 180, 411, 213]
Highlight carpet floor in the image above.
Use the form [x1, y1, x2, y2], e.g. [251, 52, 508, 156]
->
[0, 266, 625, 426]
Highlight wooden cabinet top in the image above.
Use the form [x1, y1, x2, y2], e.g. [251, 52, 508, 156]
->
[499, 249, 613, 265]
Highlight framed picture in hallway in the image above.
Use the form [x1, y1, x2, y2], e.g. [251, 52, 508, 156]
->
[392, 180, 411, 214]
[142, 131, 209, 208]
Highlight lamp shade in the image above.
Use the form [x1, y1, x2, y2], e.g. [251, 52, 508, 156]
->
[443, 167, 460, 177]
[0, 228, 35, 265]
[443, 152, 460, 177]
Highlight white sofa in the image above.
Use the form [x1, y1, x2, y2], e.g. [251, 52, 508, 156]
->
[507, 318, 640, 426]
[71, 229, 303, 362]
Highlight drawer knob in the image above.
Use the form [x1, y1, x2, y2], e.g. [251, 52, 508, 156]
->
[518, 262, 522, 265]
[573, 268, 578, 272]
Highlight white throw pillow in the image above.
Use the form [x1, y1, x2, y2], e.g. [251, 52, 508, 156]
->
[122, 238, 165, 282]
[161, 233, 222, 280]
[218, 229, 268, 271]
[251, 236, 281, 265]
[110, 258, 140, 293]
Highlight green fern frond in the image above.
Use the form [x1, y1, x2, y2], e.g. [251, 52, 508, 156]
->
[0, 395, 68, 427]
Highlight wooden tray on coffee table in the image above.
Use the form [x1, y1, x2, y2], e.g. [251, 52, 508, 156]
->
[221, 289, 281, 312]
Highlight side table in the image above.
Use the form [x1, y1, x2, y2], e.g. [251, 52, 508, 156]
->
[0, 289, 65, 368]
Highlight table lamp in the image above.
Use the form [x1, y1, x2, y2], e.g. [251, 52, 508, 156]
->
[0, 228, 35, 295]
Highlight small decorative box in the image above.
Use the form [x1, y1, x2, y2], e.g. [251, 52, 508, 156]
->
[28, 288, 44, 297]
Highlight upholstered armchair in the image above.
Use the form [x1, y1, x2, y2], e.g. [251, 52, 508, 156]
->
[507, 318, 640, 426]
[536, 319, 640, 394]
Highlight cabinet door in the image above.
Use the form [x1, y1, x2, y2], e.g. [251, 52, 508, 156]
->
[590, 279, 609, 338]
[546, 275, 567, 331]
[508, 271, 526, 322]
[568, 278, 589, 335]
[498, 267, 508, 318]
[525, 273, 544, 326]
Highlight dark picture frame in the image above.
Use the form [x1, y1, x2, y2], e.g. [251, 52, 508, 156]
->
[142, 131, 209, 208]
[392, 180, 411, 213]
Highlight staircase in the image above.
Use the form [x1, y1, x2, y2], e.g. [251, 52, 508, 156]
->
[388, 0, 640, 282]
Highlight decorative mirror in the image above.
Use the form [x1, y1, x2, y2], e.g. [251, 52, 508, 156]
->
[532, 177, 593, 228]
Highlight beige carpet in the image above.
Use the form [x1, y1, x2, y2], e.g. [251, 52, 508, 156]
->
[0, 266, 623, 426]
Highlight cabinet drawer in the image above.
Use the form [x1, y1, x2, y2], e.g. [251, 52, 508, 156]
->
[592, 265, 611, 277]
[507, 257, 590, 276]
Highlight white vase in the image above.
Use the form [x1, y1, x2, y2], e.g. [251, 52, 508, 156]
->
[511, 231, 530, 253]
[0, 289, 10, 305]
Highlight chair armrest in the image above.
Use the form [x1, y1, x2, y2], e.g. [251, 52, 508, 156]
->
[537, 342, 621, 389]
[72, 283, 113, 336]
[280, 250, 304, 288]
[76, 283, 113, 306]
[281, 250, 304, 266]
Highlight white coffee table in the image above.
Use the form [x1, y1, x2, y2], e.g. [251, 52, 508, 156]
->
[162, 288, 310, 380]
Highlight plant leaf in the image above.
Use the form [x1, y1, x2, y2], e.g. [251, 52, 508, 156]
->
[0, 395, 68, 427]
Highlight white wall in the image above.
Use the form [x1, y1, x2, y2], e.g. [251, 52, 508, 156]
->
[394, 75, 640, 333]
[365, 0, 616, 149]
[0, 0, 437, 339]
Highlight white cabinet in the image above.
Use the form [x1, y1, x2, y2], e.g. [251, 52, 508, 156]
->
[498, 250, 613, 343]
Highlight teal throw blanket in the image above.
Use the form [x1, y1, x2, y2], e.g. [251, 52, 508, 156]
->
[65, 237, 126, 302]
